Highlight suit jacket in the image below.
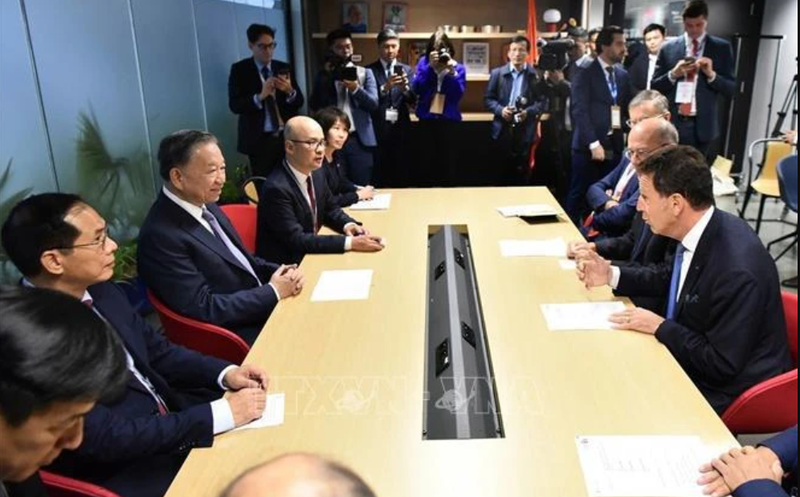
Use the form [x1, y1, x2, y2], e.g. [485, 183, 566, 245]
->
[735, 426, 798, 497]
[596, 213, 675, 267]
[50, 282, 231, 497]
[256, 162, 359, 265]
[628, 51, 654, 94]
[412, 56, 467, 122]
[586, 157, 641, 237]
[309, 66, 379, 147]
[617, 209, 793, 414]
[484, 65, 547, 145]
[138, 193, 280, 345]
[2, 475, 45, 497]
[366, 60, 415, 142]
[322, 152, 359, 208]
[570, 59, 634, 151]
[228, 58, 304, 156]
[651, 35, 736, 143]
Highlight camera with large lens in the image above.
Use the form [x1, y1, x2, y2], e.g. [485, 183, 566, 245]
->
[437, 48, 452, 65]
[510, 96, 529, 126]
[537, 38, 575, 72]
[325, 50, 357, 81]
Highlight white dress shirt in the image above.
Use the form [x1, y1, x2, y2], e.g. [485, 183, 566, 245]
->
[613, 162, 637, 198]
[646, 53, 658, 90]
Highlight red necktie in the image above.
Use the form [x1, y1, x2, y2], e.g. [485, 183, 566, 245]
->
[306, 177, 319, 233]
[679, 39, 700, 117]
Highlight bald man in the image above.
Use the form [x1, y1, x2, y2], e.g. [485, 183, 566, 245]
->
[220, 454, 376, 497]
[256, 116, 384, 265]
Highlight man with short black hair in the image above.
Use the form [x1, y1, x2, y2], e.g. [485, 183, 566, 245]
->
[567, 25, 634, 224]
[229, 24, 304, 177]
[651, 0, 735, 156]
[310, 29, 379, 186]
[630, 23, 667, 93]
[0, 286, 127, 497]
[219, 454, 376, 497]
[577, 146, 792, 414]
[2, 194, 272, 497]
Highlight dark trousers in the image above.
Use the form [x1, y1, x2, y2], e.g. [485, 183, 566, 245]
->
[566, 148, 618, 225]
[342, 135, 375, 186]
[374, 122, 411, 188]
[414, 119, 460, 187]
[675, 117, 711, 159]
[492, 128, 533, 187]
[247, 132, 285, 178]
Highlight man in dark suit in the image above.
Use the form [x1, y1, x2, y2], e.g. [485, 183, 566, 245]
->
[1, 194, 272, 497]
[630, 24, 666, 94]
[578, 146, 792, 414]
[229, 24, 304, 177]
[584, 95, 677, 239]
[566, 26, 634, 224]
[651, 1, 735, 157]
[484, 35, 547, 186]
[310, 29, 380, 186]
[701, 426, 798, 497]
[0, 287, 127, 497]
[219, 454, 376, 497]
[257, 116, 385, 265]
[367, 29, 416, 188]
[138, 130, 305, 346]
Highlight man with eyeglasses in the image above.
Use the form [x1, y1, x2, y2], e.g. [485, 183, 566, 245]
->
[229, 24, 304, 177]
[582, 90, 675, 240]
[257, 116, 385, 265]
[1, 194, 273, 497]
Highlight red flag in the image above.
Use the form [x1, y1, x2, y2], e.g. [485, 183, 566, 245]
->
[527, 0, 539, 63]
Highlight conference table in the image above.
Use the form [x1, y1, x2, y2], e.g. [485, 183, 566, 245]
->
[166, 187, 737, 497]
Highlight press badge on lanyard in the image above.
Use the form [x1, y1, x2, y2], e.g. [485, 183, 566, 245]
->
[611, 106, 622, 130]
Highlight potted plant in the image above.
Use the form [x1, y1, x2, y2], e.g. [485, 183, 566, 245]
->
[0, 159, 32, 285]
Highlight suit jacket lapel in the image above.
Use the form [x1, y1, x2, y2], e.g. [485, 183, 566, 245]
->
[676, 210, 721, 318]
[282, 163, 316, 229]
[593, 62, 613, 104]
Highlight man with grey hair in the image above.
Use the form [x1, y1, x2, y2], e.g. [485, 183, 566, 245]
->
[219, 454, 376, 497]
[582, 90, 674, 239]
[256, 116, 385, 265]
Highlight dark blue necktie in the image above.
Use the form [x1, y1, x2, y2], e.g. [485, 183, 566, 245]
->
[261, 65, 278, 133]
[606, 67, 618, 105]
[666, 245, 687, 320]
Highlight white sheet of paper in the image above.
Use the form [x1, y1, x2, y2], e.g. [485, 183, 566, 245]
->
[350, 193, 392, 211]
[497, 204, 559, 218]
[311, 270, 373, 302]
[559, 259, 578, 271]
[500, 239, 567, 258]
[576, 436, 714, 497]
[540, 302, 627, 331]
[676, 81, 696, 104]
[232, 393, 286, 432]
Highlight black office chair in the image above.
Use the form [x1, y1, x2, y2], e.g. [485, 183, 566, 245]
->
[770, 155, 798, 288]
[242, 176, 266, 205]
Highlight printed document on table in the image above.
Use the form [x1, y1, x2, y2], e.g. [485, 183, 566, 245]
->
[232, 393, 286, 432]
[576, 435, 714, 497]
[541, 302, 627, 331]
[350, 193, 392, 211]
[311, 270, 373, 302]
[497, 204, 559, 218]
[500, 238, 568, 258]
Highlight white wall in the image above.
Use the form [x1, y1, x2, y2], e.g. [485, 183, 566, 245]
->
[745, 0, 798, 163]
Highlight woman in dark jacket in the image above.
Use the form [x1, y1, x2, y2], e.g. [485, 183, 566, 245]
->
[314, 107, 375, 207]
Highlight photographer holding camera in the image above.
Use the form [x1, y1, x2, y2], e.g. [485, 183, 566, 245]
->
[411, 29, 467, 187]
[485, 35, 546, 186]
[310, 29, 379, 186]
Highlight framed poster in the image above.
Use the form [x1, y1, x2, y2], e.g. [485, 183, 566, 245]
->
[383, 2, 409, 33]
[342, 2, 368, 33]
[463, 42, 490, 75]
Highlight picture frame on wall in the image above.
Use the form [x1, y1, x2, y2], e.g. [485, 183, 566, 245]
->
[342, 2, 369, 34]
[383, 2, 409, 33]
[463, 42, 490, 75]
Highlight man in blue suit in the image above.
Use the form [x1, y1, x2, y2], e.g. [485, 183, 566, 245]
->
[138, 130, 305, 346]
[585, 92, 677, 239]
[700, 426, 798, 497]
[651, 0, 735, 157]
[1, 194, 271, 497]
[257, 117, 385, 265]
[567, 25, 634, 224]
[578, 146, 792, 414]
[310, 29, 380, 186]
[484, 35, 547, 186]
[367, 29, 416, 188]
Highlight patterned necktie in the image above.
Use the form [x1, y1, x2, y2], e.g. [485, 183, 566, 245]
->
[666, 245, 688, 320]
[606, 67, 618, 104]
[679, 39, 700, 116]
[306, 177, 319, 233]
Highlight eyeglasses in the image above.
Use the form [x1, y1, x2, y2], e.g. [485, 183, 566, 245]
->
[626, 113, 668, 129]
[256, 42, 278, 51]
[623, 144, 670, 161]
[57, 227, 110, 252]
[290, 139, 327, 151]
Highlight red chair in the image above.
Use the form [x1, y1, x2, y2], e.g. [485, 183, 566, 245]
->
[721, 292, 798, 435]
[147, 290, 249, 365]
[40, 471, 122, 497]
[220, 204, 258, 254]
